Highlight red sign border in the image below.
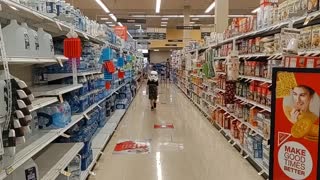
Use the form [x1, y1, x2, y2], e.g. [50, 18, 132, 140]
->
[270, 68, 320, 180]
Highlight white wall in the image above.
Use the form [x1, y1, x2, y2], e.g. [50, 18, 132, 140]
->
[150, 51, 171, 64]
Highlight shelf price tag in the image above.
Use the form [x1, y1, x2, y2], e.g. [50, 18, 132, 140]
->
[84, 114, 90, 120]
[58, 94, 64, 103]
[55, 21, 62, 31]
[60, 170, 71, 177]
[6, 166, 14, 174]
[60, 133, 70, 138]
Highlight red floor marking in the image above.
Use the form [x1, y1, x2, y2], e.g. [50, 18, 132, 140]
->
[154, 124, 174, 129]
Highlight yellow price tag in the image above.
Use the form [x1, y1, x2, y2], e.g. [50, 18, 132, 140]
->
[61, 170, 71, 177]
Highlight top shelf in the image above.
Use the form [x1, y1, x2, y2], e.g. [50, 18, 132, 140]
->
[0, 0, 121, 49]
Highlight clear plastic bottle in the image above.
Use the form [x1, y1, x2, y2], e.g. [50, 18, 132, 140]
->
[2, 20, 31, 57]
[37, 28, 54, 58]
[21, 23, 39, 57]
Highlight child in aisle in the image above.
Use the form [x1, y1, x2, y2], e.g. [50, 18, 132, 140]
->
[147, 70, 159, 110]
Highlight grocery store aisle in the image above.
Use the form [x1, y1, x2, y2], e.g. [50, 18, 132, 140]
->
[89, 83, 263, 180]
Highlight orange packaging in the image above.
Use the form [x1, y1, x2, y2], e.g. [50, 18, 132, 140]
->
[249, 107, 259, 126]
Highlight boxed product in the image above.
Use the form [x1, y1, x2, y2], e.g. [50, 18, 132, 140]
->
[300, 26, 313, 50]
[280, 28, 301, 51]
[307, 0, 319, 12]
[312, 25, 320, 49]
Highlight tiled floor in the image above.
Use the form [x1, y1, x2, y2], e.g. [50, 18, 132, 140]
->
[89, 83, 263, 180]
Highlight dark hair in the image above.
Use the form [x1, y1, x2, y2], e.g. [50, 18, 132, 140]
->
[296, 85, 316, 96]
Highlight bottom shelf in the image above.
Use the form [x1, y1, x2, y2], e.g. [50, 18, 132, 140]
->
[80, 110, 127, 180]
[33, 143, 84, 180]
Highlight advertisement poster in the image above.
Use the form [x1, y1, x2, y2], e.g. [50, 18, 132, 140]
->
[113, 26, 128, 41]
[270, 68, 320, 180]
[154, 124, 174, 129]
[113, 139, 151, 154]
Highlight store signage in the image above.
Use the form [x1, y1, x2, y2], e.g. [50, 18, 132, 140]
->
[165, 44, 177, 47]
[147, 32, 166, 40]
[168, 40, 183, 42]
[114, 26, 128, 41]
[154, 124, 174, 129]
[113, 139, 151, 154]
[270, 68, 320, 180]
[176, 26, 200, 30]
[117, 18, 146, 23]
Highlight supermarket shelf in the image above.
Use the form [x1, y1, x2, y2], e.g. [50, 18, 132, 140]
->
[30, 97, 58, 112]
[215, 88, 226, 93]
[191, 74, 203, 78]
[46, 70, 102, 81]
[239, 75, 272, 84]
[216, 71, 226, 75]
[215, 104, 266, 139]
[0, 171, 6, 180]
[5, 55, 68, 65]
[4, 83, 129, 176]
[239, 53, 269, 59]
[0, 1, 109, 45]
[81, 110, 126, 180]
[213, 56, 227, 60]
[80, 149, 100, 180]
[31, 84, 83, 97]
[201, 98, 215, 108]
[34, 143, 84, 180]
[235, 96, 271, 112]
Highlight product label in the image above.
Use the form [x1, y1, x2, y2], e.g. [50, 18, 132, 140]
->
[50, 39, 54, 52]
[25, 167, 37, 180]
[34, 35, 39, 51]
[24, 33, 30, 50]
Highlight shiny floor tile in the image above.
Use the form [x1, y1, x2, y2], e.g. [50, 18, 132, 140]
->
[89, 84, 264, 180]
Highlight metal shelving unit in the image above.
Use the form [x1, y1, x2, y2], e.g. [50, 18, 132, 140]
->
[34, 143, 84, 180]
[30, 84, 83, 97]
[30, 97, 58, 112]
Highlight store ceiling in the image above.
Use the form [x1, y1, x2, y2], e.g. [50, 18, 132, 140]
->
[67, 0, 260, 29]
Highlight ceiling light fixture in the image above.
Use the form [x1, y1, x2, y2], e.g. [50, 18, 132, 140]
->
[100, 17, 109, 20]
[109, 24, 115, 27]
[161, 21, 168, 24]
[118, 22, 123, 26]
[9, 5, 19, 11]
[161, 17, 169, 21]
[95, 0, 110, 13]
[154, 49, 160, 51]
[105, 22, 113, 24]
[156, 0, 161, 13]
[251, 7, 260, 13]
[131, 14, 253, 18]
[192, 18, 200, 21]
[190, 22, 195, 24]
[109, 14, 117, 22]
[161, 24, 167, 27]
[205, 1, 216, 13]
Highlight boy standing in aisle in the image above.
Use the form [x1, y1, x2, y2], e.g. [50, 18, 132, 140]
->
[147, 70, 159, 110]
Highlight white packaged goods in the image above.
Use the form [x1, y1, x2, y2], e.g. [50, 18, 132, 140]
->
[21, 23, 40, 57]
[37, 28, 54, 58]
[2, 20, 31, 57]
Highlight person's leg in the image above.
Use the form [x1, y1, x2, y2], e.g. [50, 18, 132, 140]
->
[150, 100, 154, 110]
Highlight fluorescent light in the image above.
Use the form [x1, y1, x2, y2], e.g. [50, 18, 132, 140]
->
[156, 0, 161, 13]
[109, 14, 117, 22]
[101, 17, 109, 20]
[135, 24, 141, 27]
[192, 18, 199, 21]
[205, 1, 215, 13]
[105, 21, 113, 24]
[161, 17, 169, 21]
[161, 24, 167, 27]
[131, 14, 253, 18]
[161, 21, 168, 24]
[118, 22, 123, 26]
[154, 49, 160, 51]
[95, 0, 110, 13]
[190, 22, 195, 24]
[251, 7, 260, 13]
[109, 24, 115, 27]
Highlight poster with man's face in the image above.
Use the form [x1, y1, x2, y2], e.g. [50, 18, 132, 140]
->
[270, 68, 320, 180]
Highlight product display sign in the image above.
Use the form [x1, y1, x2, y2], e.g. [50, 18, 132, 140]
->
[114, 26, 128, 41]
[270, 68, 320, 180]
[154, 124, 174, 129]
[113, 139, 151, 154]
